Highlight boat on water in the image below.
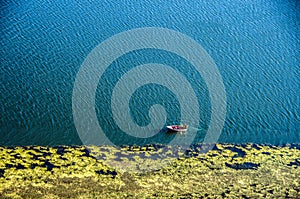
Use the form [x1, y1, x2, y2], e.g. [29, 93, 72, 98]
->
[166, 124, 189, 132]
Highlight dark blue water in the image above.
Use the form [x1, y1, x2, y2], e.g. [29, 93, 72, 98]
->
[1, 0, 299, 146]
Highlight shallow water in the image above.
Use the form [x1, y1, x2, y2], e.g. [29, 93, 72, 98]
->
[0, 0, 299, 146]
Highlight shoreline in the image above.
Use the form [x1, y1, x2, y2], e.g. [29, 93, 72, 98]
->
[0, 143, 299, 198]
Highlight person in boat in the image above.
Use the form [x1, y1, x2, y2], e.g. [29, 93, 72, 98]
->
[172, 124, 188, 129]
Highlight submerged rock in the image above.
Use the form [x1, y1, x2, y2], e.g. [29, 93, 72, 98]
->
[225, 162, 260, 170]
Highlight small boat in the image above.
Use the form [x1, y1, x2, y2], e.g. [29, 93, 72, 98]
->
[166, 124, 189, 132]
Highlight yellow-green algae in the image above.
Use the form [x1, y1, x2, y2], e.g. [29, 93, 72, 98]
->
[0, 144, 299, 198]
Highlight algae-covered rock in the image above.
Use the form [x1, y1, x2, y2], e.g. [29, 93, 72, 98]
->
[0, 144, 299, 198]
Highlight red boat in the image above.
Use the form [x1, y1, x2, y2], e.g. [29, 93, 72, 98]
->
[166, 124, 188, 132]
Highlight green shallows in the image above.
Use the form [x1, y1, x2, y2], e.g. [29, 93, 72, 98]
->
[0, 144, 299, 198]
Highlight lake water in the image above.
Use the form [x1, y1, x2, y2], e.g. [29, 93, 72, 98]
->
[1, 0, 299, 146]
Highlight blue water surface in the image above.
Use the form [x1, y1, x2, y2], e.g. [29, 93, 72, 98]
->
[0, 0, 299, 145]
